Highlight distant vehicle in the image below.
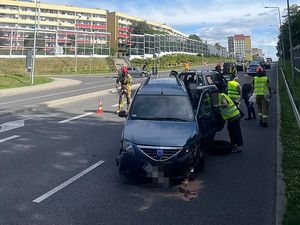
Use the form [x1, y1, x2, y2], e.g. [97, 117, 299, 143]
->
[116, 75, 225, 178]
[127, 66, 149, 78]
[247, 61, 263, 76]
[222, 62, 233, 74]
[266, 57, 272, 62]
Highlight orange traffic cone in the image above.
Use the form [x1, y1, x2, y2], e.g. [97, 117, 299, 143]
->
[96, 101, 103, 114]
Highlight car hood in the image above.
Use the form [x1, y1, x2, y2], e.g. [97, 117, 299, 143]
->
[123, 120, 198, 147]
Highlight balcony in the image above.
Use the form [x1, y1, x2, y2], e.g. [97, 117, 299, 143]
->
[118, 33, 129, 38]
[91, 17, 106, 22]
[118, 27, 128, 32]
[0, 17, 19, 23]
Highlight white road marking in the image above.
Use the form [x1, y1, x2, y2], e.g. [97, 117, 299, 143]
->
[0, 83, 113, 106]
[0, 117, 34, 133]
[58, 112, 93, 124]
[0, 135, 20, 143]
[32, 160, 105, 203]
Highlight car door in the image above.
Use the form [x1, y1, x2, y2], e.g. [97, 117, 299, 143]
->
[196, 89, 216, 139]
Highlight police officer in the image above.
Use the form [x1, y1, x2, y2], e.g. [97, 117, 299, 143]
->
[214, 84, 243, 153]
[254, 66, 271, 127]
[116, 66, 132, 114]
[227, 75, 242, 106]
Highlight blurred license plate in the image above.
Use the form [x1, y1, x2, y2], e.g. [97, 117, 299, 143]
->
[143, 162, 153, 172]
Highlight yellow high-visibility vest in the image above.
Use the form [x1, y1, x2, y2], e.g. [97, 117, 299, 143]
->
[219, 93, 240, 120]
[227, 80, 240, 101]
[254, 76, 268, 96]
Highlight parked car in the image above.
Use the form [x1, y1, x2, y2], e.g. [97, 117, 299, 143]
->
[127, 67, 150, 77]
[266, 57, 272, 62]
[247, 61, 263, 76]
[116, 75, 225, 178]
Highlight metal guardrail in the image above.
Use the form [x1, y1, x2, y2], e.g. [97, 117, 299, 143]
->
[292, 44, 300, 74]
[280, 66, 300, 129]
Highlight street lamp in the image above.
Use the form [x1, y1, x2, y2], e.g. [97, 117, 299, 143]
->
[31, 0, 40, 85]
[265, 6, 286, 64]
[286, 0, 296, 83]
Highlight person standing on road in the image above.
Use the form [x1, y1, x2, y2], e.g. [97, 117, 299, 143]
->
[115, 66, 132, 114]
[242, 73, 256, 120]
[214, 85, 243, 153]
[253, 66, 271, 127]
[227, 75, 242, 106]
[183, 61, 190, 71]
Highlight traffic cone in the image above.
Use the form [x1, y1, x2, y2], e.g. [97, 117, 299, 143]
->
[96, 101, 103, 114]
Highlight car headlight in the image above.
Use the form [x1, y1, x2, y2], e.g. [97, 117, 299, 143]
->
[122, 140, 135, 154]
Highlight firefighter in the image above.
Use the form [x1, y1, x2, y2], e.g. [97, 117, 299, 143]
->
[116, 66, 132, 114]
[183, 61, 190, 71]
[213, 84, 243, 153]
[254, 66, 271, 127]
[227, 75, 242, 106]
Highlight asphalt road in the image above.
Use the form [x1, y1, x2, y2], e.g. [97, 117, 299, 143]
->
[0, 64, 277, 225]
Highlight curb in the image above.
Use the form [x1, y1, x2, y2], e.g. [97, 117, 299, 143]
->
[276, 63, 286, 225]
[0, 78, 82, 97]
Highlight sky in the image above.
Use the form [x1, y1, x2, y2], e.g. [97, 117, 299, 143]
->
[44, 0, 300, 59]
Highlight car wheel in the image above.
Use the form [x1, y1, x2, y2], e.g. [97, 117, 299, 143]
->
[195, 146, 205, 172]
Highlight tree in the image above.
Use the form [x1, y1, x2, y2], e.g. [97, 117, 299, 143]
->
[130, 21, 167, 35]
[277, 4, 300, 59]
[188, 34, 201, 41]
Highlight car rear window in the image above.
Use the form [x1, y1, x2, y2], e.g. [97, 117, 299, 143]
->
[130, 95, 194, 121]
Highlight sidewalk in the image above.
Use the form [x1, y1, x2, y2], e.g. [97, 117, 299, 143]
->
[0, 78, 81, 97]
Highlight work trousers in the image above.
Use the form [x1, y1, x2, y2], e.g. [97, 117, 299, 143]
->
[244, 98, 256, 119]
[227, 117, 243, 147]
[118, 89, 131, 111]
[256, 95, 269, 123]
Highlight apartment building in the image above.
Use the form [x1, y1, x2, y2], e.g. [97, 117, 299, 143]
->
[228, 34, 252, 61]
[0, 0, 110, 56]
[107, 11, 187, 55]
[0, 0, 230, 58]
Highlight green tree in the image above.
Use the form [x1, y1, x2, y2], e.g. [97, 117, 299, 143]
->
[188, 34, 201, 41]
[277, 4, 300, 59]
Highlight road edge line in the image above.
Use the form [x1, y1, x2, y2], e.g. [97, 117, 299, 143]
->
[276, 63, 286, 225]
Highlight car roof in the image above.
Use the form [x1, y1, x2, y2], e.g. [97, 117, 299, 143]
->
[138, 77, 188, 96]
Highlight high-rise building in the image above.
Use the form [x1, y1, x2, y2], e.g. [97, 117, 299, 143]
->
[228, 36, 234, 53]
[228, 34, 252, 61]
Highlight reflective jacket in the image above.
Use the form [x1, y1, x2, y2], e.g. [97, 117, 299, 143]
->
[254, 76, 268, 96]
[227, 80, 240, 101]
[219, 93, 240, 120]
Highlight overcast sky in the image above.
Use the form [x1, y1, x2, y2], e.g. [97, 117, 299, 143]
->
[44, 0, 300, 59]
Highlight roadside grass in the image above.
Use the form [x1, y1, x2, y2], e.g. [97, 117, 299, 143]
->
[279, 64, 300, 225]
[0, 57, 113, 76]
[0, 74, 52, 89]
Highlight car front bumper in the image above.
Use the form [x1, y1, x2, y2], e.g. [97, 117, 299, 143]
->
[116, 150, 194, 178]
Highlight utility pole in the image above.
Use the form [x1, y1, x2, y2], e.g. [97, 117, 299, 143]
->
[31, 0, 39, 85]
[287, 0, 296, 83]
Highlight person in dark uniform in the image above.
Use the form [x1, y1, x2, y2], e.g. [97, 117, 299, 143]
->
[242, 73, 256, 120]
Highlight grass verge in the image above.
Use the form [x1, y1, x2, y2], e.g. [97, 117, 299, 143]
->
[279, 64, 300, 225]
[0, 74, 52, 89]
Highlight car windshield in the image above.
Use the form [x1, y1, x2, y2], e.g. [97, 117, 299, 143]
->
[130, 95, 194, 121]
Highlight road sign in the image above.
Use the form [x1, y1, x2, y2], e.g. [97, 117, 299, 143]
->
[26, 50, 33, 71]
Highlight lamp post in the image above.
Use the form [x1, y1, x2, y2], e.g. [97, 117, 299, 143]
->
[31, 0, 40, 85]
[265, 6, 286, 64]
[286, 0, 296, 83]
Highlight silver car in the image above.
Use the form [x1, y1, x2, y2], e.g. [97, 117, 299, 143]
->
[127, 67, 149, 78]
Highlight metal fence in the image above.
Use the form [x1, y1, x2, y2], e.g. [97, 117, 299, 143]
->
[292, 44, 300, 75]
[0, 27, 110, 57]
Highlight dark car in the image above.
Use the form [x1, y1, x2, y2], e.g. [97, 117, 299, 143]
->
[247, 61, 262, 76]
[116, 76, 224, 178]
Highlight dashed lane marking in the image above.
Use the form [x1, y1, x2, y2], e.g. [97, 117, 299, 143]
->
[32, 160, 105, 204]
[0, 135, 20, 143]
[58, 112, 94, 124]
